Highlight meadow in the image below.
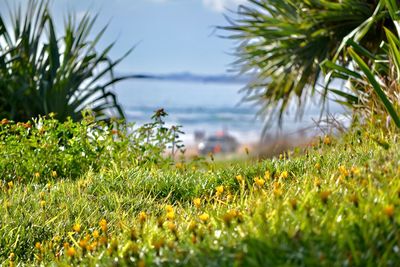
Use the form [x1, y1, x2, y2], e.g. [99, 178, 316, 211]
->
[1, 115, 400, 266]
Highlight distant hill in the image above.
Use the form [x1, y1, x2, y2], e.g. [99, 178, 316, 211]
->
[119, 72, 252, 84]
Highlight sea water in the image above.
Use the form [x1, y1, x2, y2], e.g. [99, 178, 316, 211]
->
[114, 79, 347, 145]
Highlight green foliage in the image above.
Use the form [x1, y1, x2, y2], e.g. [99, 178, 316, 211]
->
[0, 0, 130, 122]
[0, 110, 185, 184]
[321, 3, 400, 129]
[2, 123, 400, 265]
[224, 0, 395, 127]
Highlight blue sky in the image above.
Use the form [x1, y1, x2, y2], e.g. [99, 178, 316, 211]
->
[35, 0, 247, 75]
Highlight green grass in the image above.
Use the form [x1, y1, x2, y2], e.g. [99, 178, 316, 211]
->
[2, 120, 400, 266]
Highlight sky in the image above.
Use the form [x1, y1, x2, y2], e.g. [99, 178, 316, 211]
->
[7, 0, 247, 75]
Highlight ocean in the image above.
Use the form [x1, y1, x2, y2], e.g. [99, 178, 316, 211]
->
[114, 79, 347, 145]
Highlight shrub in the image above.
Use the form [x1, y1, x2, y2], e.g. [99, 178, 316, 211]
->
[0, 110, 184, 184]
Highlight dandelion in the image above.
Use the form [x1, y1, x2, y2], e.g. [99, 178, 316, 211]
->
[279, 171, 289, 179]
[193, 198, 201, 208]
[323, 135, 331, 145]
[199, 213, 209, 223]
[87, 242, 97, 252]
[138, 212, 147, 224]
[351, 167, 361, 176]
[338, 165, 349, 177]
[236, 175, 244, 184]
[51, 171, 57, 178]
[66, 247, 76, 257]
[384, 205, 395, 218]
[40, 200, 46, 208]
[35, 242, 42, 250]
[92, 230, 100, 239]
[273, 188, 283, 197]
[72, 223, 81, 233]
[175, 162, 184, 170]
[166, 211, 175, 221]
[314, 163, 321, 170]
[165, 205, 174, 213]
[79, 239, 88, 250]
[264, 171, 271, 180]
[216, 185, 224, 197]
[253, 177, 265, 187]
[314, 178, 321, 188]
[7, 181, 13, 190]
[34, 172, 40, 179]
[99, 219, 107, 232]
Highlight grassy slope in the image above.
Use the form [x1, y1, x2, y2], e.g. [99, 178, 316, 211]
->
[2, 127, 400, 266]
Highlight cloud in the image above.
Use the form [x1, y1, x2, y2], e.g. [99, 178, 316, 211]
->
[202, 0, 247, 12]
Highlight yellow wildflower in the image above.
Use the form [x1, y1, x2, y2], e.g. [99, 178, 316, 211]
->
[338, 165, 349, 177]
[92, 230, 100, 239]
[193, 198, 201, 208]
[323, 135, 331, 145]
[236, 175, 244, 184]
[7, 181, 13, 189]
[351, 166, 361, 176]
[34, 172, 40, 179]
[216, 185, 224, 197]
[35, 242, 42, 250]
[9, 252, 15, 261]
[51, 171, 57, 178]
[273, 188, 283, 197]
[314, 178, 321, 188]
[72, 223, 81, 233]
[166, 211, 175, 221]
[384, 205, 395, 218]
[165, 205, 174, 213]
[99, 219, 108, 232]
[66, 247, 76, 257]
[314, 163, 321, 170]
[138, 212, 147, 224]
[279, 171, 289, 179]
[264, 171, 271, 180]
[40, 200, 46, 208]
[199, 213, 209, 223]
[253, 177, 265, 187]
[79, 239, 88, 249]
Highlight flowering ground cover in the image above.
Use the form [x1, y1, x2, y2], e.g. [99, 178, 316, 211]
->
[1, 118, 400, 266]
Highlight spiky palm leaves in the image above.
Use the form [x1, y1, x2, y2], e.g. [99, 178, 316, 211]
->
[0, 0, 130, 122]
[224, 0, 394, 127]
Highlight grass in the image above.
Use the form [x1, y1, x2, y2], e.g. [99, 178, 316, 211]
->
[1, 119, 400, 266]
